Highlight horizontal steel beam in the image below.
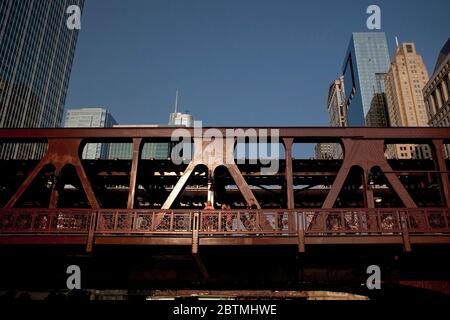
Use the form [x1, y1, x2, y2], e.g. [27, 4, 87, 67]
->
[2, 235, 450, 246]
[0, 127, 449, 140]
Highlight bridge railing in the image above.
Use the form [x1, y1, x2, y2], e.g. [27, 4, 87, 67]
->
[0, 208, 450, 236]
[406, 209, 450, 234]
[96, 210, 192, 234]
[198, 210, 295, 235]
[0, 208, 92, 233]
[303, 209, 403, 235]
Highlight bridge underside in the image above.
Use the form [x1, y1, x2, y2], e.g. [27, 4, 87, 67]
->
[1, 244, 450, 299]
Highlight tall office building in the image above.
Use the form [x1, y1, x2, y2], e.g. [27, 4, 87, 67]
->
[0, 0, 84, 159]
[326, 76, 347, 159]
[64, 108, 117, 159]
[168, 90, 194, 127]
[423, 38, 450, 158]
[169, 112, 194, 126]
[110, 92, 196, 160]
[384, 43, 431, 159]
[365, 73, 389, 127]
[108, 114, 197, 160]
[342, 32, 391, 126]
[327, 76, 348, 128]
[315, 143, 333, 160]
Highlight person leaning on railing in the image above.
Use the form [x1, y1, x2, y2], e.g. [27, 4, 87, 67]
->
[203, 201, 215, 233]
[243, 199, 258, 231]
[221, 203, 233, 231]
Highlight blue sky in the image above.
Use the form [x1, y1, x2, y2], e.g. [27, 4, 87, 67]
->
[65, 0, 450, 127]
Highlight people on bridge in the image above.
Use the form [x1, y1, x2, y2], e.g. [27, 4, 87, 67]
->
[204, 201, 214, 210]
[203, 201, 215, 233]
[247, 199, 258, 210]
[221, 203, 233, 231]
[241, 199, 258, 232]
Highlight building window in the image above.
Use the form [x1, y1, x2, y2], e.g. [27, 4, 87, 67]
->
[437, 85, 445, 106]
[431, 91, 439, 111]
[446, 74, 450, 98]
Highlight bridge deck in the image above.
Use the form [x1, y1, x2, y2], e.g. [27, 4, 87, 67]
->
[1, 208, 449, 251]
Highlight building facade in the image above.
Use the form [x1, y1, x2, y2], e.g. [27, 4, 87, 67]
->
[423, 38, 450, 158]
[342, 32, 391, 126]
[64, 108, 117, 159]
[365, 73, 390, 127]
[109, 112, 195, 160]
[315, 143, 334, 160]
[169, 112, 194, 126]
[384, 43, 431, 159]
[326, 76, 347, 159]
[0, 0, 84, 159]
[108, 125, 171, 160]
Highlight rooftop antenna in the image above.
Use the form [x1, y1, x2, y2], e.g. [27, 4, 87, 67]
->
[174, 90, 179, 113]
[395, 36, 399, 48]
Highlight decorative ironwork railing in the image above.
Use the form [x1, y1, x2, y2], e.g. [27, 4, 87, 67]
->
[199, 210, 294, 235]
[1, 208, 449, 236]
[0, 209, 91, 233]
[303, 209, 403, 234]
[96, 211, 192, 234]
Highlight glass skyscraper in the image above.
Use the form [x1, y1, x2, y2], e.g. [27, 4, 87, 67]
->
[64, 108, 117, 159]
[0, 0, 84, 158]
[342, 32, 391, 126]
[365, 72, 389, 127]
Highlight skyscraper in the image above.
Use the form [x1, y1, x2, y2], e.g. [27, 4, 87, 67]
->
[423, 38, 450, 157]
[327, 76, 348, 128]
[0, 0, 84, 159]
[109, 92, 196, 160]
[169, 112, 194, 127]
[384, 43, 431, 159]
[64, 108, 117, 159]
[326, 76, 347, 158]
[365, 73, 389, 127]
[342, 32, 391, 126]
[314, 143, 333, 160]
[168, 90, 194, 126]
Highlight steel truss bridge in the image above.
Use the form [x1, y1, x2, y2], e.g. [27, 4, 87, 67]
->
[0, 127, 449, 298]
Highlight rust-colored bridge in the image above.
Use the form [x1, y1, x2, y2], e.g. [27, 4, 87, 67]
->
[1, 208, 450, 252]
[0, 127, 449, 297]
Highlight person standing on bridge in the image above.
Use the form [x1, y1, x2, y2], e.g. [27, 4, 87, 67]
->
[247, 199, 258, 210]
[203, 201, 215, 233]
[222, 203, 233, 232]
[204, 201, 214, 210]
[242, 199, 258, 232]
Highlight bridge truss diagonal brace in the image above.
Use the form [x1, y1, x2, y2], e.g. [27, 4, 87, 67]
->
[4, 138, 99, 209]
[282, 138, 295, 210]
[4, 156, 48, 208]
[127, 138, 143, 209]
[161, 137, 261, 209]
[161, 161, 197, 210]
[226, 164, 261, 209]
[323, 139, 416, 209]
[158, 136, 265, 231]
